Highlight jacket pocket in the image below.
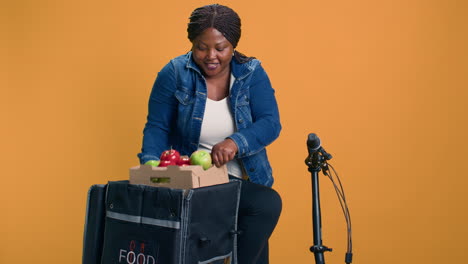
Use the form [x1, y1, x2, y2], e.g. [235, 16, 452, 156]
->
[175, 87, 195, 105]
[235, 93, 253, 124]
[174, 88, 195, 134]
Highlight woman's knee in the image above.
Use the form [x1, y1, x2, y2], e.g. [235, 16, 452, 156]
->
[263, 187, 282, 219]
[242, 182, 282, 219]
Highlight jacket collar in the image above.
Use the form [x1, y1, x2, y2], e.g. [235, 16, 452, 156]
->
[185, 51, 256, 81]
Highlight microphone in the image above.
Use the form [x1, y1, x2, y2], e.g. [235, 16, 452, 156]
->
[307, 133, 332, 162]
[307, 133, 321, 156]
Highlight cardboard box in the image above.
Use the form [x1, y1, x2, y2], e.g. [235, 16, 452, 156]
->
[129, 164, 228, 189]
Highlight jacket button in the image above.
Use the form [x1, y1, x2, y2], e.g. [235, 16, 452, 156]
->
[249, 168, 255, 172]
[238, 119, 244, 123]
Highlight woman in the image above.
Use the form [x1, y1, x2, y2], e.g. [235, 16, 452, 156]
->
[138, 4, 282, 263]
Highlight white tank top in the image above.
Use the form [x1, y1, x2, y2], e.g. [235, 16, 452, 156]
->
[198, 75, 243, 177]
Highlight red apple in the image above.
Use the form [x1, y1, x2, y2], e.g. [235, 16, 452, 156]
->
[160, 149, 180, 164]
[190, 150, 212, 170]
[177, 155, 191, 166]
[158, 160, 176, 167]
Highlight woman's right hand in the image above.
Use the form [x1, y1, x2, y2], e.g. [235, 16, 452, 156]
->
[211, 139, 238, 167]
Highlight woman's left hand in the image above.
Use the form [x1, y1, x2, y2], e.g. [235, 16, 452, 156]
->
[211, 139, 238, 167]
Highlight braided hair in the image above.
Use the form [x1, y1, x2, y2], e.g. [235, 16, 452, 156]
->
[187, 4, 254, 63]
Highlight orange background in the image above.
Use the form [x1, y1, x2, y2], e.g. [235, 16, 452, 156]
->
[1, 0, 467, 263]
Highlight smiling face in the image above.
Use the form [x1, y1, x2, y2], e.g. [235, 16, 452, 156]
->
[191, 28, 234, 79]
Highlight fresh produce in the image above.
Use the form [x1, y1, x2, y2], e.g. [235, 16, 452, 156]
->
[177, 155, 191, 166]
[160, 149, 180, 164]
[189, 150, 212, 170]
[144, 160, 160, 167]
[157, 148, 180, 167]
[158, 160, 175, 167]
[151, 148, 212, 170]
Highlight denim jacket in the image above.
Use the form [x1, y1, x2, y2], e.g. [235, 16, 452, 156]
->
[138, 52, 281, 186]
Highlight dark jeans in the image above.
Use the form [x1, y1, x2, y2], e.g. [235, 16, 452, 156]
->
[230, 176, 282, 264]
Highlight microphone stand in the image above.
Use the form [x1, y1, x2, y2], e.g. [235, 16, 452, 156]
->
[305, 148, 333, 264]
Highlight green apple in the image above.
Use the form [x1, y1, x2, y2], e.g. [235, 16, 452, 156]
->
[144, 160, 160, 167]
[189, 150, 212, 170]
